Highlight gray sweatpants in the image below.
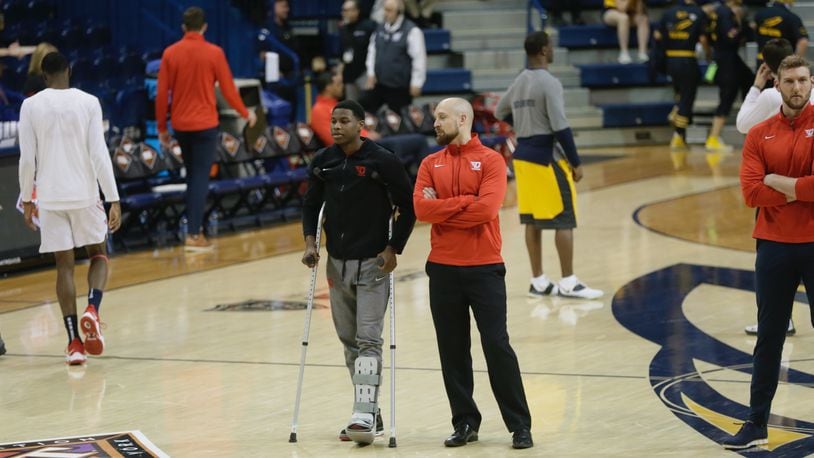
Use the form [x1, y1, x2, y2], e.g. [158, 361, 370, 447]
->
[326, 255, 391, 378]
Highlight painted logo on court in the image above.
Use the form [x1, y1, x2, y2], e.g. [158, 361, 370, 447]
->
[0, 431, 168, 457]
[613, 263, 814, 455]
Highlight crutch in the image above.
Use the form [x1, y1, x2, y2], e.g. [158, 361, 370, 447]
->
[386, 212, 398, 448]
[289, 202, 325, 443]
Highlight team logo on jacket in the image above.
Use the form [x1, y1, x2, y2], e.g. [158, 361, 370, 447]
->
[221, 132, 240, 158]
[806, 128, 814, 138]
[356, 165, 366, 176]
[470, 161, 481, 171]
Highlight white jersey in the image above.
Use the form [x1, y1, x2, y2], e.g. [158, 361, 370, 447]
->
[18, 88, 119, 210]
[736, 85, 814, 134]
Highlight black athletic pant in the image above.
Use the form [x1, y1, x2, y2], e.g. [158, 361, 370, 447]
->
[175, 127, 218, 235]
[715, 54, 754, 117]
[667, 58, 700, 135]
[425, 261, 532, 433]
[749, 240, 814, 426]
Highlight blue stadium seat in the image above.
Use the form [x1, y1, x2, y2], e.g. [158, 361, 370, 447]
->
[578, 63, 668, 87]
[558, 24, 655, 49]
[600, 102, 674, 127]
[424, 29, 451, 54]
[85, 24, 112, 49]
[59, 24, 84, 50]
[423, 68, 472, 94]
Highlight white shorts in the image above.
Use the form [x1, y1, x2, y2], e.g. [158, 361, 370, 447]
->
[39, 203, 108, 253]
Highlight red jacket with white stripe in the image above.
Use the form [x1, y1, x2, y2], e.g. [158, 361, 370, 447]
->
[741, 102, 814, 243]
[413, 135, 507, 266]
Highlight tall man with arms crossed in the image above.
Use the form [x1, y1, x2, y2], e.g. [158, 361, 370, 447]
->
[496, 31, 603, 300]
[18, 51, 121, 365]
[735, 38, 809, 336]
[723, 55, 814, 449]
[414, 97, 533, 449]
[301, 100, 415, 444]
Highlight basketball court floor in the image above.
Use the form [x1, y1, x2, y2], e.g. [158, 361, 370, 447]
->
[1, 145, 813, 456]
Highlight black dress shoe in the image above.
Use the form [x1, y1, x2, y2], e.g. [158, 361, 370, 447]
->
[444, 423, 478, 447]
[512, 429, 533, 449]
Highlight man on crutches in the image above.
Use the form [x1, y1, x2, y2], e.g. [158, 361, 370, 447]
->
[300, 99, 416, 445]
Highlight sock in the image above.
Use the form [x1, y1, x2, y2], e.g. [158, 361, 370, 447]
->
[531, 274, 549, 290]
[560, 275, 577, 290]
[64, 314, 79, 343]
[88, 288, 103, 313]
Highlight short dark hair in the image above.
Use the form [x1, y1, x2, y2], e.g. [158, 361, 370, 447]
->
[315, 69, 338, 94]
[524, 31, 549, 57]
[763, 38, 794, 74]
[183, 7, 206, 31]
[41, 51, 69, 76]
[333, 99, 365, 121]
[777, 54, 811, 80]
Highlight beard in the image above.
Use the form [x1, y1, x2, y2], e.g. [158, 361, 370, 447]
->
[435, 126, 459, 146]
[782, 89, 811, 110]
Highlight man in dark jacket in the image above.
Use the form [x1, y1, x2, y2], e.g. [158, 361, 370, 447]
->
[301, 99, 415, 444]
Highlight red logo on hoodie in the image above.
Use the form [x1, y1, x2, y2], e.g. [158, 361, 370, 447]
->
[356, 165, 366, 176]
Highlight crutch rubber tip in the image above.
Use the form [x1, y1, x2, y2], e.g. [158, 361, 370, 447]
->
[388, 437, 397, 448]
[289, 432, 298, 443]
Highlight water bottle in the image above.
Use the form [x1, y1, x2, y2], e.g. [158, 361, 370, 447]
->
[207, 211, 219, 237]
[178, 216, 188, 242]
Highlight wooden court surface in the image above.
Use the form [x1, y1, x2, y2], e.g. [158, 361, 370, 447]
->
[2, 145, 813, 456]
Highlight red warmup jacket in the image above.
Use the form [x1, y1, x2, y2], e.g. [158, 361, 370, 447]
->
[413, 135, 507, 266]
[156, 32, 248, 133]
[741, 102, 814, 243]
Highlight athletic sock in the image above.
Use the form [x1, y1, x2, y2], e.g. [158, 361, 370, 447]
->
[531, 274, 550, 290]
[560, 275, 577, 290]
[64, 314, 79, 343]
[88, 288, 103, 313]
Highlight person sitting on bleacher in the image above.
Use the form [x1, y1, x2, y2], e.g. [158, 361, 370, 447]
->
[602, 0, 650, 64]
[340, 0, 378, 102]
[312, 68, 429, 179]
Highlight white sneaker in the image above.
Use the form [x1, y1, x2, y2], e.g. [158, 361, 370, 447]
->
[618, 52, 632, 64]
[744, 320, 795, 336]
[529, 281, 558, 297]
[558, 277, 604, 299]
[638, 52, 649, 63]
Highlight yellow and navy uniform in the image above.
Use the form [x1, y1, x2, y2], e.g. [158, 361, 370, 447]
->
[658, 0, 707, 132]
[754, 2, 807, 58]
[708, 3, 753, 117]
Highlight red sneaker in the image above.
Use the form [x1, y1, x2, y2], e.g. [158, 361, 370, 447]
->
[80, 305, 105, 356]
[65, 338, 86, 365]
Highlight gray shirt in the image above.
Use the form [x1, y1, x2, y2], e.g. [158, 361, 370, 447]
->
[496, 68, 580, 166]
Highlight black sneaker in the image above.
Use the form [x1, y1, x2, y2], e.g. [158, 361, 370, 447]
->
[0, 333, 5, 356]
[529, 282, 558, 297]
[721, 422, 768, 450]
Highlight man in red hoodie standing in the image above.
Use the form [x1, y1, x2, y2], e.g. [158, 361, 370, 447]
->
[156, 6, 256, 251]
[413, 97, 533, 450]
[723, 55, 814, 450]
